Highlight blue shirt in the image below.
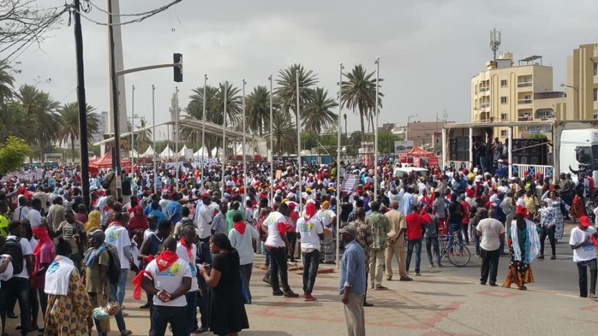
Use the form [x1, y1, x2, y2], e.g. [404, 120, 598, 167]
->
[166, 201, 182, 224]
[402, 193, 414, 215]
[148, 209, 166, 225]
[339, 240, 366, 296]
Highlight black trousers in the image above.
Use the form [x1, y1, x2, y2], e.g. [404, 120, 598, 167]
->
[540, 226, 556, 256]
[480, 248, 500, 284]
[301, 250, 320, 295]
[266, 246, 291, 292]
[577, 258, 598, 297]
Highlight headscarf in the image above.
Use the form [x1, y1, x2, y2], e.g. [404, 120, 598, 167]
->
[304, 202, 316, 221]
[32, 226, 52, 261]
[322, 201, 330, 210]
[515, 205, 529, 219]
[85, 210, 101, 232]
[128, 206, 148, 232]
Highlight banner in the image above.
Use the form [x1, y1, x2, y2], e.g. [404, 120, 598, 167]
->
[394, 141, 414, 155]
[341, 174, 359, 193]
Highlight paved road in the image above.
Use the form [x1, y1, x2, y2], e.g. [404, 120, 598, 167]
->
[3, 222, 596, 335]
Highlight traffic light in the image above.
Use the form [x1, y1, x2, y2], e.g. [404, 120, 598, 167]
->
[174, 53, 183, 82]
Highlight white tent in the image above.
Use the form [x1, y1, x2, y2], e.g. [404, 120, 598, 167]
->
[235, 143, 256, 156]
[194, 146, 209, 157]
[160, 146, 175, 159]
[211, 147, 221, 158]
[178, 145, 188, 157]
[141, 146, 155, 158]
[127, 149, 140, 158]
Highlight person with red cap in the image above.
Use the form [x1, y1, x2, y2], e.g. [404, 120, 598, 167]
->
[569, 216, 598, 298]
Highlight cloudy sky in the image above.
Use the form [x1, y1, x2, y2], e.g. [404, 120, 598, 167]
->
[9, 0, 598, 139]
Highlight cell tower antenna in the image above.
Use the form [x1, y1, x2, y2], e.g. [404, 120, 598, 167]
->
[490, 28, 501, 63]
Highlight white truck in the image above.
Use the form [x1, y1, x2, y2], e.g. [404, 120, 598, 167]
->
[441, 120, 598, 182]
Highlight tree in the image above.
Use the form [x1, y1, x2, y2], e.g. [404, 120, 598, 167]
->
[267, 111, 296, 157]
[16, 84, 60, 161]
[378, 129, 402, 154]
[275, 64, 318, 116]
[134, 117, 152, 152]
[0, 136, 31, 180]
[58, 102, 100, 161]
[303, 87, 338, 135]
[246, 85, 270, 136]
[341, 65, 383, 144]
[0, 101, 35, 142]
[1, 0, 65, 63]
[0, 61, 14, 104]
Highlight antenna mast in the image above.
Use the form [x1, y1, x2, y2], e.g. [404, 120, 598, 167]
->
[490, 28, 501, 63]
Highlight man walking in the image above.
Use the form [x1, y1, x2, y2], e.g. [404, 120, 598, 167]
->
[476, 209, 505, 286]
[385, 201, 411, 281]
[569, 216, 598, 298]
[264, 203, 299, 297]
[297, 202, 324, 301]
[405, 205, 424, 276]
[366, 201, 390, 290]
[339, 225, 366, 336]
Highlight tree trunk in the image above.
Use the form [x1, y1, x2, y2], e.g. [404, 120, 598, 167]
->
[71, 135, 76, 163]
[359, 109, 365, 151]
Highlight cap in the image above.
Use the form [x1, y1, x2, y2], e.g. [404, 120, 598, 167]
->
[580, 216, 592, 227]
[339, 224, 358, 237]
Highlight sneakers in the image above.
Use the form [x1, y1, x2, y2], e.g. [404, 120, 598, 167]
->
[303, 294, 317, 301]
[550, 255, 556, 260]
[429, 263, 436, 268]
[374, 285, 388, 290]
[272, 289, 284, 296]
[589, 293, 597, 299]
[399, 276, 413, 281]
[415, 272, 421, 276]
[283, 290, 300, 298]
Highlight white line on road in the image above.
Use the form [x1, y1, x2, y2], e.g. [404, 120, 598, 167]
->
[556, 293, 580, 299]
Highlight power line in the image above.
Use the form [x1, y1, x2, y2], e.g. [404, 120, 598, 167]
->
[86, 0, 182, 18]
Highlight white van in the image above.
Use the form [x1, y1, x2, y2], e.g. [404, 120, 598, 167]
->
[559, 129, 598, 182]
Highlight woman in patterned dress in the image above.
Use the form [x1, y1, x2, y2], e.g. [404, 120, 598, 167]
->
[503, 206, 541, 290]
[44, 238, 93, 335]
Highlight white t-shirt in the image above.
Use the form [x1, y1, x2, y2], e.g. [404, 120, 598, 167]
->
[477, 218, 505, 251]
[12, 206, 30, 221]
[229, 225, 259, 265]
[569, 227, 597, 262]
[196, 205, 215, 239]
[104, 225, 131, 269]
[264, 212, 287, 248]
[7, 236, 32, 279]
[175, 243, 199, 292]
[297, 216, 324, 251]
[316, 209, 335, 230]
[144, 258, 191, 307]
[26, 209, 42, 228]
[0, 255, 14, 284]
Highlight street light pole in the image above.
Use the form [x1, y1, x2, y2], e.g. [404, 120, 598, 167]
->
[175, 86, 180, 190]
[130, 85, 136, 167]
[152, 85, 157, 194]
[374, 57, 380, 197]
[269, 75, 274, 203]
[201, 75, 207, 192]
[296, 70, 302, 213]
[242, 79, 247, 202]
[336, 63, 343, 269]
[222, 81, 228, 195]
[561, 83, 580, 120]
[406, 114, 419, 142]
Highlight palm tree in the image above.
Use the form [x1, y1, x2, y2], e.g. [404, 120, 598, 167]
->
[302, 87, 338, 136]
[266, 111, 296, 157]
[16, 84, 61, 161]
[134, 118, 152, 152]
[246, 85, 270, 136]
[341, 65, 384, 143]
[58, 102, 100, 161]
[0, 61, 14, 104]
[0, 101, 36, 142]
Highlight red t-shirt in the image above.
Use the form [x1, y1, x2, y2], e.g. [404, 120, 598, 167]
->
[405, 213, 424, 240]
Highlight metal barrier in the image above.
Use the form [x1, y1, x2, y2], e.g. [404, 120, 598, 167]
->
[511, 164, 553, 178]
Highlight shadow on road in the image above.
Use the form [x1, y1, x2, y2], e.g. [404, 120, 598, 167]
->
[242, 331, 293, 336]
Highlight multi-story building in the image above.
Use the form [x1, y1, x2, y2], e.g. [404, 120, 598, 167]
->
[470, 53, 566, 140]
[92, 111, 109, 143]
[405, 121, 453, 150]
[565, 43, 598, 120]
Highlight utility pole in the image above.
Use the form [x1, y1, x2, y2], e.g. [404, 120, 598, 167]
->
[73, 0, 90, 209]
[107, 0, 122, 198]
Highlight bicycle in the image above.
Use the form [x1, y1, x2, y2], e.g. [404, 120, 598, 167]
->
[437, 232, 471, 267]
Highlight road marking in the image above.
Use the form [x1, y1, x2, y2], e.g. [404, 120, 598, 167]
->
[556, 293, 580, 299]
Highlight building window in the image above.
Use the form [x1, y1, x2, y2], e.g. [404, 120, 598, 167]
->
[500, 96, 507, 104]
[594, 113, 598, 120]
[594, 88, 598, 101]
[500, 130, 507, 137]
[501, 80, 508, 87]
[501, 113, 508, 121]
[594, 62, 598, 76]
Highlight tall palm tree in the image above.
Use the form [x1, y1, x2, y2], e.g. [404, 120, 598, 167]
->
[266, 110, 296, 157]
[302, 87, 338, 136]
[134, 117, 152, 152]
[275, 64, 318, 115]
[0, 101, 36, 142]
[58, 102, 100, 161]
[341, 65, 384, 143]
[16, 84, 61, 161]
[0, 61, 14, 104]
[246, 85, 270, 136]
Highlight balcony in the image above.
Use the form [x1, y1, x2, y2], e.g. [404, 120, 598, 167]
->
[480, 103, 490, 109]
[517, 81, 533, 88]
[518, 99, 532, 105]
[479, 86, 490, 92]
[518, 113, 532, 122]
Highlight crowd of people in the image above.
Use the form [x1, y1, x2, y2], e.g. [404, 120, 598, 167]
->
[0, 158, 597, 335]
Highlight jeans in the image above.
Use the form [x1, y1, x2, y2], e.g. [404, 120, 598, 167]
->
[287, 232, 297, 261]
[425, 236, 441, 266]
[0, 277, 29, 335]
[185, 291, 198, 334]
[473, 229, 481, 255]
[449, 223, 464, 252]
[265, 248, 270, 267]
[461, 223, 470, 244]
[540, 225, 556, 256]
[151, 305, 187, 336]
[239, 263, 253, 303]
[577, 259, 598, 297]
[406, 239, 422, 273]
[480, 248, 500, 284]
[302, 250, 320, 295]
[111, 268, 129, 331]
[266, 246, 292, 292]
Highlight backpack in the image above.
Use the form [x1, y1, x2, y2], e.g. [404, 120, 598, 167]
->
[104, 243, 122, 286]
[2, 238, 24, 275]
[101, 173, 115, 190]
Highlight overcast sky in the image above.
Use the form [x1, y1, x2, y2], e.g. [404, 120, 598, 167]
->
[9, 0, 598, 139]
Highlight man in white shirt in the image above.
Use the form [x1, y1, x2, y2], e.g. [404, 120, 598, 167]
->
[25, 198, 43, 228]
[296, 202, 324, 301]
[264, 203, 299, 298]
[12, 197, 30, 222]
[196, 195, 215, 244]
[176, 226, 200, 334]
[570, 216, 598, 298]
[104, 212, 133, 335]
[477, 209, 506, 286]
[143, 237, 191, 336]
[229, 212, 259, 303]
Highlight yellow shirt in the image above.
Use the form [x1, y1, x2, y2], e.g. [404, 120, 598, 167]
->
[524, 195, 538, 213]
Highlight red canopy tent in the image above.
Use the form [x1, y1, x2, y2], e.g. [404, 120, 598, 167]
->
[89, 153, 131, 173]
[399, 146, 438, 167]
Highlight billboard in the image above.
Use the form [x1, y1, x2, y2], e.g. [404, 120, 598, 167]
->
[394, 140, 414, 155]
